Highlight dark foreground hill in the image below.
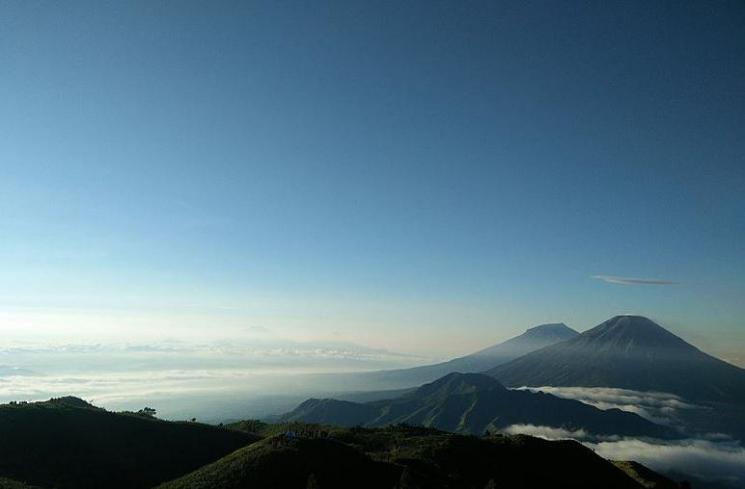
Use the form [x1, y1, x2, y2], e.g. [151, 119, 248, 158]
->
[282, 372, 674, 438]
[0, 397, 258, 489]
[488, 315, 745, 405]
[355, 322, 579, 389]
[158, 424, 660, 489]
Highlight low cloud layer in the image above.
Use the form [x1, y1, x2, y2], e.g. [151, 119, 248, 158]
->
[592, 437, 745, 486]
[0, 338, 431, 420]
[503, 424, 745, 486]
[517, 386, 702, 427]
[592, 275, 677, 286]
[502, 424, 590, 440]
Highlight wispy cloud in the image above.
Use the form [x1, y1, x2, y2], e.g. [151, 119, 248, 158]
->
[592, 275, 677, 286]
[502, 424, 590, 440]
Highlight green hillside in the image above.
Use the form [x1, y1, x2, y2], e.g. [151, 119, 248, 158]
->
[159, 424, 660, 489]
[0, 397, 258, 489]
[0, 398, 683, 489]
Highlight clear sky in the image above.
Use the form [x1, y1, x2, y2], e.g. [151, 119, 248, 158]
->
[1, 1, 744, 362]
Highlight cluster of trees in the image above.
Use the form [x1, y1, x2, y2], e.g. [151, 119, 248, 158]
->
[136, 407, 157, 417]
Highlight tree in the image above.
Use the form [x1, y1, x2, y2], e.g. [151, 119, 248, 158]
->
[137, 407, 157, 417]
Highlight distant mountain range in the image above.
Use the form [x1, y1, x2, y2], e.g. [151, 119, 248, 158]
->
[355, 322, 579, 389]
[488, 315, 745, 405]
[286, 315, 745, 445]
[282, 372, 674, 439]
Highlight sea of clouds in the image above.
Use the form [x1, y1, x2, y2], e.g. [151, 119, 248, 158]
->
[0, 338, 429, 420]
[515, 385, 703, 427]
[504, 423, 745, 486]
[507, 385, 745, 487]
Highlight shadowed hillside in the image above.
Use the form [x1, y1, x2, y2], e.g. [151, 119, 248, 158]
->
[0, 397, 258, 489]
[158, 425, 659, 489]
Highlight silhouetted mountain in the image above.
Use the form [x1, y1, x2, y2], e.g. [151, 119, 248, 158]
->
[358, 323, 579, 388]
[158, 424, 660, 489]
[282, 372, 674, 438]
[488, 315, 745, 404]
[0, 397, 258, 489]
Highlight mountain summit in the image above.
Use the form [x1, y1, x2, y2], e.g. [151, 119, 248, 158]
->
[577, 315, 697, 353]
[488, 315, 745, 404]
[358, 322, 579, 389]
[469, 323, 578, 358]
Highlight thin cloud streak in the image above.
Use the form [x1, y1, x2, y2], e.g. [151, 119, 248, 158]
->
[592, 275, 677, 286]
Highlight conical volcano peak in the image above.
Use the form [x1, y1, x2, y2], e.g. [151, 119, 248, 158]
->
[488, 314, 745, 404]
[598, 315, 669, 333]
[583, 315, 696, 351]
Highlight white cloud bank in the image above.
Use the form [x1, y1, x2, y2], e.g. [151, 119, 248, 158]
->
[507, 387, 745, 485]
[516, 386, 702, 426]
[503, 424, 745, 486]
[592, 437, 745, 486]
[502, 424, 590, 440]
[0, 338, 431, 419]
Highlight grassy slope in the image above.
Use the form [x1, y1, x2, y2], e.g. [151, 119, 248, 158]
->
[0, 398, 259, 489]
[613, 462, 678, 489]
[160, 424, 650, 489]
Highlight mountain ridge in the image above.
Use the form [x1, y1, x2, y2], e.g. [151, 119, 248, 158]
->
[351, 322, 579, 389]
[282, 372, 675, 439]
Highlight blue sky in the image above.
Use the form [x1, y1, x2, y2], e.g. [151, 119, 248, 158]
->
[1, 1, 744, 361]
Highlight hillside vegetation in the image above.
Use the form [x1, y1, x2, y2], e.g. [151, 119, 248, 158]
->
[0, 397, 258, 489]
[160, 424, 664, 489]
[0, 398, 686, 489]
